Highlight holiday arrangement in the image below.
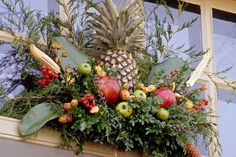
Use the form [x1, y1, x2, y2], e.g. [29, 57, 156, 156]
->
[0, 0, 220, 157]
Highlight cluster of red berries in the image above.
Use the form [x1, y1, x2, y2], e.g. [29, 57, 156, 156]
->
[193, 98, 208, 112]
[38, 66, 59, 87]
[80, 94, 96, 110]
[198, 98, 208, 106]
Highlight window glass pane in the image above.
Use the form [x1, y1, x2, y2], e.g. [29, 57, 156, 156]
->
[0, 42, 24, 102]
[218, 89, 236, 157]
[144, 1, 202, 66]
[0, 138, 97, 157]
[0, 0, 56, 15]
[213, 9, 236, 80]
[0, 0, 58, 32]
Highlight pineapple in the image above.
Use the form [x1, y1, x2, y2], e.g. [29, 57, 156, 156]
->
[87, 0, 144, 87]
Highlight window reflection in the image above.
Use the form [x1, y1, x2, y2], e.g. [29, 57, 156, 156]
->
[144, 1, 202, 67]
[218, 89, 236, 157]
[0, 42, 25, 100]
[213, 9, 236, 80]
[0, 0, 58, 32]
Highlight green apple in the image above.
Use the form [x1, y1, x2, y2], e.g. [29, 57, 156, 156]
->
[77, 63, 92, 75]
[133, 90, 147, 100]
[115, 102, 133, 118]
[156, 108, 169, 121]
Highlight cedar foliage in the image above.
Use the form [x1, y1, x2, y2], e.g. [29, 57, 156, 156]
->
[0, 0, 221, 157]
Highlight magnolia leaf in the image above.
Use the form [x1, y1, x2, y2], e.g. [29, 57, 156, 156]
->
[53, 37, 89, 69]
[147, 57, 191, 84]
[19, 103, 60, 136]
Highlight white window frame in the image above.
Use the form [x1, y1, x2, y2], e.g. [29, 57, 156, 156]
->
[0, 0, 236, 156]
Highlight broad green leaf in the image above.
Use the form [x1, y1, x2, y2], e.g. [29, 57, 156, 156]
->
[147, 57, 191, 84]
[19, 103, 60, 136]
[53, 37, 89, 69]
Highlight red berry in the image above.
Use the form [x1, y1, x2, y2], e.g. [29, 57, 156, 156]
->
[81, 98, 86, 102]
[52, 73, 59, 79]
[83, 100, 88, 105]
[201, 107, 205, 111]
[46, 79, 51, 84]
[45, 74, 50, 79]
[194, 106, 199, 110]
[88, 105, 93, 110]
[85, 103, 90, 108]
[92, 102, 96, 107]
[48, 70, 54, 76]
[40, 66, 46, 71]
[198, 102, 203, 106]
[42, 69, 47, 74]
[40, 79, 47, 86]
[88, 97, 94, 102]
[85, 94, 92, 98]
[47, 67, 52, 71]
[203, 99, 208, 105]
[38, 80, 43, 84]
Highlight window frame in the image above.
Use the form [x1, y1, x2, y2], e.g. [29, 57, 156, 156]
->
[0, 0, 236, 157]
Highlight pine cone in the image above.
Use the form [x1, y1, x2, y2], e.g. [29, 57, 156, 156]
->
[185, 142, 202, 157]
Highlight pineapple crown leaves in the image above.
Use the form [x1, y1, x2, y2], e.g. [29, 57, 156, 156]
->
[86, 0, 144, 52]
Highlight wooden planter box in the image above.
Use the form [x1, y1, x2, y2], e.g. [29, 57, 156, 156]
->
[0, 116, 141, 157]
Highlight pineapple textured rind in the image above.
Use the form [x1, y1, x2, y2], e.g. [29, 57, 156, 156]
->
[87, 0, 144, 86]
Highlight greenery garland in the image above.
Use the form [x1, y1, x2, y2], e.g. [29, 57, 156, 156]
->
[0, 0, 221, 157]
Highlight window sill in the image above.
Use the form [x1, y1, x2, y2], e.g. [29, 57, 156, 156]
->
[0, 116, 140, 157]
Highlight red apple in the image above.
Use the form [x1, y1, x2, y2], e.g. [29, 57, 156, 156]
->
[97, 76, 121, 106]
[155, 87, 176, 108]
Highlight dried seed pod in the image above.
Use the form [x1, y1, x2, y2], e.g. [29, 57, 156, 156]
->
[95, 65, 102, 72]
[58, 114, 73, 124]
[175, 93, 184, 100]
[137, 83, 144, 89]
[97, 71, 106, 78]
[200, 85, 207, 91]
[62, 50, 69, 57]
[65, 65, 72, 74]
[90, 106, 99, 114]
[120, 90, 130, 101]
[122, 83, 130, 90]
[68, 78, 75, 85]
[185, 100, 194, 110]
[50, 43, 58, 49]
[141, 87, 149, 94]
[66, 76, 71, 83]
[51, 43, 62, 49]
[63, 103, 72, 111]
[71, 99, 78, 108]
[51, 43, 62, 50]
[147, 85, 157, 93]
[55, 56, 62, 64]
[129, 95, 136, 100]
[171, 82, 176, 92]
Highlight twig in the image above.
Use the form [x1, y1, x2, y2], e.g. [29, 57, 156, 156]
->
[10, 95, 58, 100]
